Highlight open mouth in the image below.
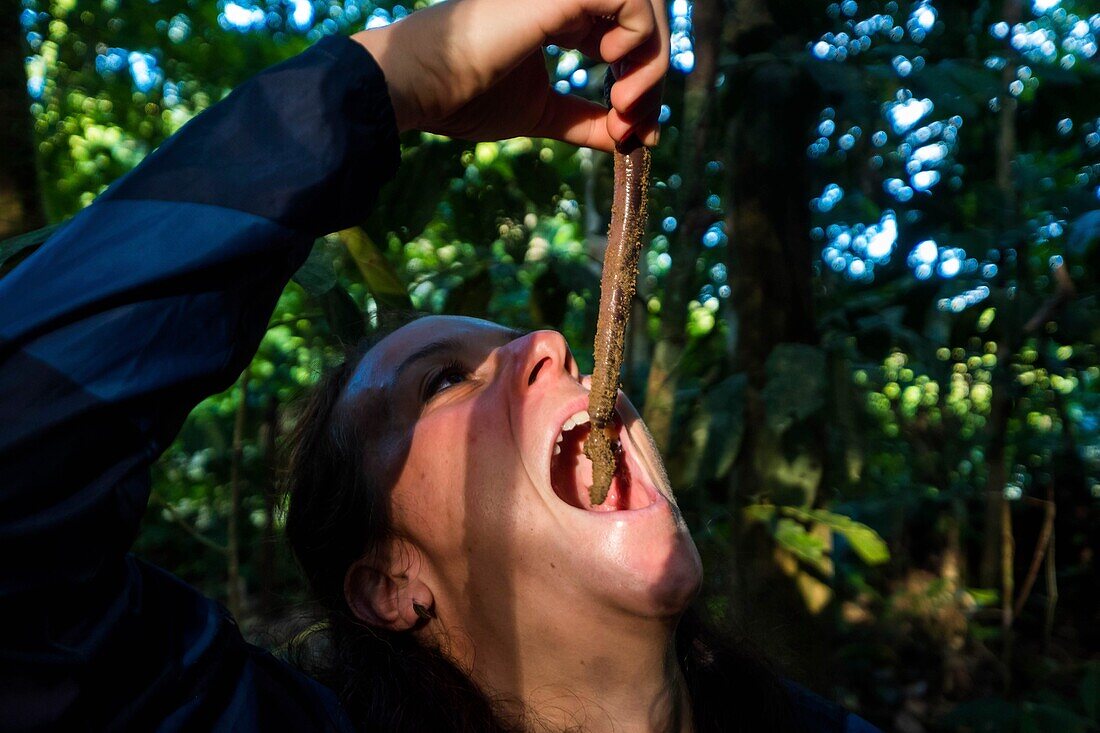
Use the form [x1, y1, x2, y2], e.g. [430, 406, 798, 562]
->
[549, 410, 658, 512]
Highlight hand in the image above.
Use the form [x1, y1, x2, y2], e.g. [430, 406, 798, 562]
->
[351, 0, 669, 152]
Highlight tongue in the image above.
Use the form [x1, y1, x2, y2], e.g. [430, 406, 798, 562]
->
[551, 424, 629, 512]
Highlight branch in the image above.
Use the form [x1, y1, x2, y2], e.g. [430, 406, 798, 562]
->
[151, 494, 228, 555]
[1013, 483, 1056, 619]
[1023, 263, 1076, 335]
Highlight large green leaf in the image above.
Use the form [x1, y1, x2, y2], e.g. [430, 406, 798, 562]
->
[341, 227, 412, 311]
[362, 137, 458, 243]
[291, 239, 338, 297]
[0, 222, 66, 276]
[682, 373, 747, 487]
[291, 239, 365, 345]
[743, 504, 890, 567]
[784, 507, 890, 566]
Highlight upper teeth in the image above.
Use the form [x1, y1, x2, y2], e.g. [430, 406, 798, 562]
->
[562, 410, 590, 433]
[554, 410, 591, 453]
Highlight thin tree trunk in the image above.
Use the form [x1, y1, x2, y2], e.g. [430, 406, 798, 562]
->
[726, 62, 820, 504]
[979, 0, 1023, 597]
[1042, 526, 1057, 653]
[258, 395, 279, 617]
[0, 0, 45, 238]
[227, 369, 251, 622]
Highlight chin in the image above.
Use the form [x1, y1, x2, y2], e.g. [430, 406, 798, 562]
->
[615, 521, 704, 619]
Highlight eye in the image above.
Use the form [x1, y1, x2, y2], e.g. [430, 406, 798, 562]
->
[423, 361, 469, 401]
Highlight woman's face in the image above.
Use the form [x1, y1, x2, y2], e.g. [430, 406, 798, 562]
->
[342, 316, 701, 635]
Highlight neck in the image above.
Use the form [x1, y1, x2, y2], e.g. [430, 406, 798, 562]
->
[447, 604, 694, 733]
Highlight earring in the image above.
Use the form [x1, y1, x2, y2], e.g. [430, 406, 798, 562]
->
[412, 602, 435, 621]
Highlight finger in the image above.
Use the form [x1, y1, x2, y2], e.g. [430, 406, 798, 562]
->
[592, 0, 658, 64]
[650, 0, 671, 54]
[612, 83, 664, 138]
[608, 32, 667, 116]
[605, 107, 634, 147]
[535, 92, 617, 152]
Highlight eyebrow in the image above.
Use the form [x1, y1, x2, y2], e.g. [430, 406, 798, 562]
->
[395, 336, 465, 381]
[393, 327, 528, 382]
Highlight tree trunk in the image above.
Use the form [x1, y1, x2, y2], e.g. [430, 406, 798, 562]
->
[640, 0, 724, 454]
[720, 0, 826, 686]
[0, 0, 45, 238]
[725, 62, 820, 504]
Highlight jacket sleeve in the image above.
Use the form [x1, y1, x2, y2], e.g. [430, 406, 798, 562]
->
[0, 34, 399, 642]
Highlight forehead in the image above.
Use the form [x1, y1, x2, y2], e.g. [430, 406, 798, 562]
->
[344, 315, 514, 397]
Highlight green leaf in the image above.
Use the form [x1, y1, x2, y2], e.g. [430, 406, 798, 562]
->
[967, 587, 1000, 608]
[291, 239, 338, 297]
[761, 343, 826, 433]
[291, 239, 365, 344]
[341, 227, 412, 311]
[683, 373, 747, 487]
[317, 285, 366, 346]
[363, 138, 457, 243]
[0, 222, 66, 276]
[783, 507, 890, 566]
[444, 267, 492, 316]
[743, 504, 777, 523]
[775, 518, 828, 565]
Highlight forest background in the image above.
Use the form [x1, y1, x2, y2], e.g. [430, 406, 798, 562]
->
[3, 0, 1099, 730]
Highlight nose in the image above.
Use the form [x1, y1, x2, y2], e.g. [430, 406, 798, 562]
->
[510, 330, 578, 392]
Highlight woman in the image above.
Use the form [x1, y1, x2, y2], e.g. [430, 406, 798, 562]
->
[283, 316, 878, 732]
[0, 0, 879, 729]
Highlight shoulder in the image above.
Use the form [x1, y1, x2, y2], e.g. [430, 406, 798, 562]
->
[784, 681, 884, 733]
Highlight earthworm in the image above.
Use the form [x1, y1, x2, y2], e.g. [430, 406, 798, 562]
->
[584, 74, 651, 505]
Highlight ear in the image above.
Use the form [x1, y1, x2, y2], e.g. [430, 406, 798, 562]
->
[344, 543, 434, 632]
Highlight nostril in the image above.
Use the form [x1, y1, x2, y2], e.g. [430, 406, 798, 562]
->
[528, 356, 551, 386]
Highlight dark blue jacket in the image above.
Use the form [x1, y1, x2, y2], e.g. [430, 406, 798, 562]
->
[0, 35, 878, 732]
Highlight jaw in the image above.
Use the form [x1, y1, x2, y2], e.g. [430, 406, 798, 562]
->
[517, 391, 703, 617]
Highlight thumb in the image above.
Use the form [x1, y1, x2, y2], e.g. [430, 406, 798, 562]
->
[533, 91, 616, 153]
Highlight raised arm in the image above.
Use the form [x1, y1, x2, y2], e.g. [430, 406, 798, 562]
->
[0, 35, 400, 605]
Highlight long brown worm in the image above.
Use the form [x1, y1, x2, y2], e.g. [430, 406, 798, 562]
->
[584, 117, 651, 505]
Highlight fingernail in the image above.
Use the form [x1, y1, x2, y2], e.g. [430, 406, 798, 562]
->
[646, 128, 660, 146]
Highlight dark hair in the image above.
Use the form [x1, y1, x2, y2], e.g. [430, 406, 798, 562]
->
[283, 325, 796, 732]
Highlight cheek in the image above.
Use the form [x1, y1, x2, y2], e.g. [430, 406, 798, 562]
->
[390, 404, 519, 548]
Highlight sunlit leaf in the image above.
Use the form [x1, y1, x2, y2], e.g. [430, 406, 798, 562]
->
[340, 227, 411, 311]
[785, 507, 890, 566]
